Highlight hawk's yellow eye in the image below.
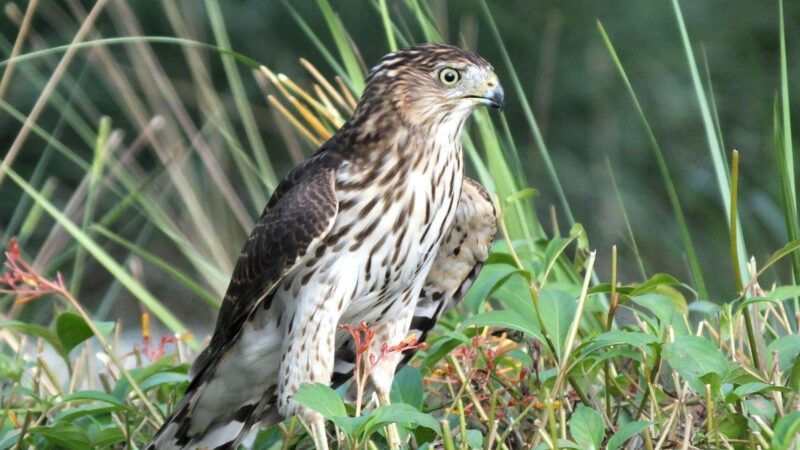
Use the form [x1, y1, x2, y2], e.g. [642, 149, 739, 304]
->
[438, 68, 461, 86]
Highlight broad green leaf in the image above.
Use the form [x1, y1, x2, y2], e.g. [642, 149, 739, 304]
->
[92, 426, 126, 447]
[736, 285, 800, 313]
[788, 354, 800, 393]
[293, 383, 346, 420]
[539, 289, 578, 357]
[363, 403, 441, 436]
[391, 366, 423, 410]
[631, 292, 687, 330]
[28, 423, 91, 450]
[331, 414, 371, 437]
[468, 310, 544, 343]
[772, 411, 800, 450]
[767, 335, 800, 372]
[725, 382, 791, 402]
[717, 414, 748, 439]
[55, 312, 115, 354]
[60, 391, 127, 409]
[607, 420, 650, 450]
[140, 372, 189, 391]
[533, 440, 582, 450]
[580, 331, 658, 355]
[112, 355, 176, 400]
[629, 274, 682, 296]
[464, 264, 527, 313]
[465, 429, 483, 448]
[55, 403, 120, 423]
[663, 336, 729, 387]
[569, 405, 603, 450]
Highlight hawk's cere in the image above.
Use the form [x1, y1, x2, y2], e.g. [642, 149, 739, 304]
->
[149, 43, 502, 450]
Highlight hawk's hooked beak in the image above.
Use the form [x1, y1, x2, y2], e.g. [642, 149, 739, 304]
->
[468, 72, 505, 109]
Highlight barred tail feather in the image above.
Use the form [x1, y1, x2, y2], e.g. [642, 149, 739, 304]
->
[148, 312, 285, 449]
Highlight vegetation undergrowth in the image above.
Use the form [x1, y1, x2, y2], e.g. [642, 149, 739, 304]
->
[0, 1, 798, 449]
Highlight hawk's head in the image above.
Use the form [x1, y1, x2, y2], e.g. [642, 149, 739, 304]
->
[358, 44, 504, 128]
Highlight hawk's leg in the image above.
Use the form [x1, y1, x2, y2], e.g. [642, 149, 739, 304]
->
[277, 286, 342, 450]
[368, 301, 416, 449]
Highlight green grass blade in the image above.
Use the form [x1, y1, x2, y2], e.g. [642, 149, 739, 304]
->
[777, 0, 800, 308]
[779, 0, 794, 196]
[479, 0, 574, 226]
[0, 36, 261, 69]
[205, 0, 277, 189]
[598, 20, 708, 298]
[671, 0, 748, 288]
[94, 225, 221, 309]
[406, 0, 444, 43]
[315, 0, 365, 93]
[70, 117, 111, 298]
[378, 0, 398, 51]
[605, 156, 647, 280]
[4, 167, 196, 348]
[17, 178, 56, 245]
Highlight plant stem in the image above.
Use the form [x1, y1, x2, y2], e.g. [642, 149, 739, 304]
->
[730, 150, 761, 370]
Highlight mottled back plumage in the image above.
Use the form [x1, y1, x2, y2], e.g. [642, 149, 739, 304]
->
[149, 43, 501, 450]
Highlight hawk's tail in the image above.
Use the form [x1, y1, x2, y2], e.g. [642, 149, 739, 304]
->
[147, 378, 283, 450]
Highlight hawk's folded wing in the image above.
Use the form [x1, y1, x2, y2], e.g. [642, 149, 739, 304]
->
[191, 158, 339, 383]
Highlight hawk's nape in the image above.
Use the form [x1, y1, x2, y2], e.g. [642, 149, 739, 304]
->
[148, 43, 502, 450]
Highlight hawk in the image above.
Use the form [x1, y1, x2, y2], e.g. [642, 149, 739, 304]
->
[149, 43, 502, 450]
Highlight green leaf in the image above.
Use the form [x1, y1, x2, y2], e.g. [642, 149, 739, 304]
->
[717, 414, 748, 439]
[112, 355, 176, 400]
[788, 354, 800, 393]
[331, 414, 371, 437]
[629, 273, 682, 296]
[28, 423, 91, 450]
[772, 411, 800, 450]
[663, 336, 729, 388]
[539, 289, 578, 357]
[92, 426, 126, 447]
[631, 292, 687, 330]
[60, 390, 127, 409]
[140, 372, 189, 391]
[468, 310, 544, 343]
[363, 403, 441, 436]
[293, 383, 346, 420]
[391, 366, 423, 410]
[767, 334, 800, 372]
[569, 405, 603, 450]
[55, 403, 121, 423]
[464, 264, 527, 313]
[725, 382, 791, 402]
[607, 420, 650, 450]
[0, 320, 66, 362]
[580, 331, 658, 355]
[736, 285, 800, 313]
[465, 429, 483, 448]
[55, 312, 115, 354]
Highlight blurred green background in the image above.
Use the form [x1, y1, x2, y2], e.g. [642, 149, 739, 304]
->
[1, 0, 798, 327]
